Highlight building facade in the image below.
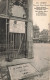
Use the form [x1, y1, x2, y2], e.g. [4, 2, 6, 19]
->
[0, 0, 33, 59]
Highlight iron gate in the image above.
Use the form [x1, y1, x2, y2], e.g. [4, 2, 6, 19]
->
[6, 19, 27, 60]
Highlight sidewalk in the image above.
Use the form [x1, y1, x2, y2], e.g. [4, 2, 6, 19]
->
[0, 56, 50, 80]
[0, 57, 50, 72]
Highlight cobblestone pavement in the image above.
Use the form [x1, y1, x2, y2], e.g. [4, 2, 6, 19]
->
[0, 43, 50, 80]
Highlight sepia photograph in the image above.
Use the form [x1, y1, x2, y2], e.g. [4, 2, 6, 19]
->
[0, 0, 50, 80]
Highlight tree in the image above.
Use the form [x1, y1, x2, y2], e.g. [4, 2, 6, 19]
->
[39, 29, 48, 42]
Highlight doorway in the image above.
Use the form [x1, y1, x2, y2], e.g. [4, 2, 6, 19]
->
[0, 18, 27, 59]
[8, 20, 27, 58]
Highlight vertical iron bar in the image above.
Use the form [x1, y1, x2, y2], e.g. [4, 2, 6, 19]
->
[13, 33, 14, 58]
[6, 0, 8, 54]
[8, 22, 9, 49]
[13, 33, 14, 49]
[6, 19, 7, 52]
[20, 33, 21, 49]
[25, 22, 27, 57]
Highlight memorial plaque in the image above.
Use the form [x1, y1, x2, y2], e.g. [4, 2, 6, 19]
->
[9, 20, 25, 33]
[8, 63, 36, 80]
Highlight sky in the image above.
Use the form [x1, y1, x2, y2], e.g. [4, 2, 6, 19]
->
[33, 0, 50, 31]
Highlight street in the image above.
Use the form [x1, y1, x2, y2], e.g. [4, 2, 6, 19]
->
[31, 43, 50, 80]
